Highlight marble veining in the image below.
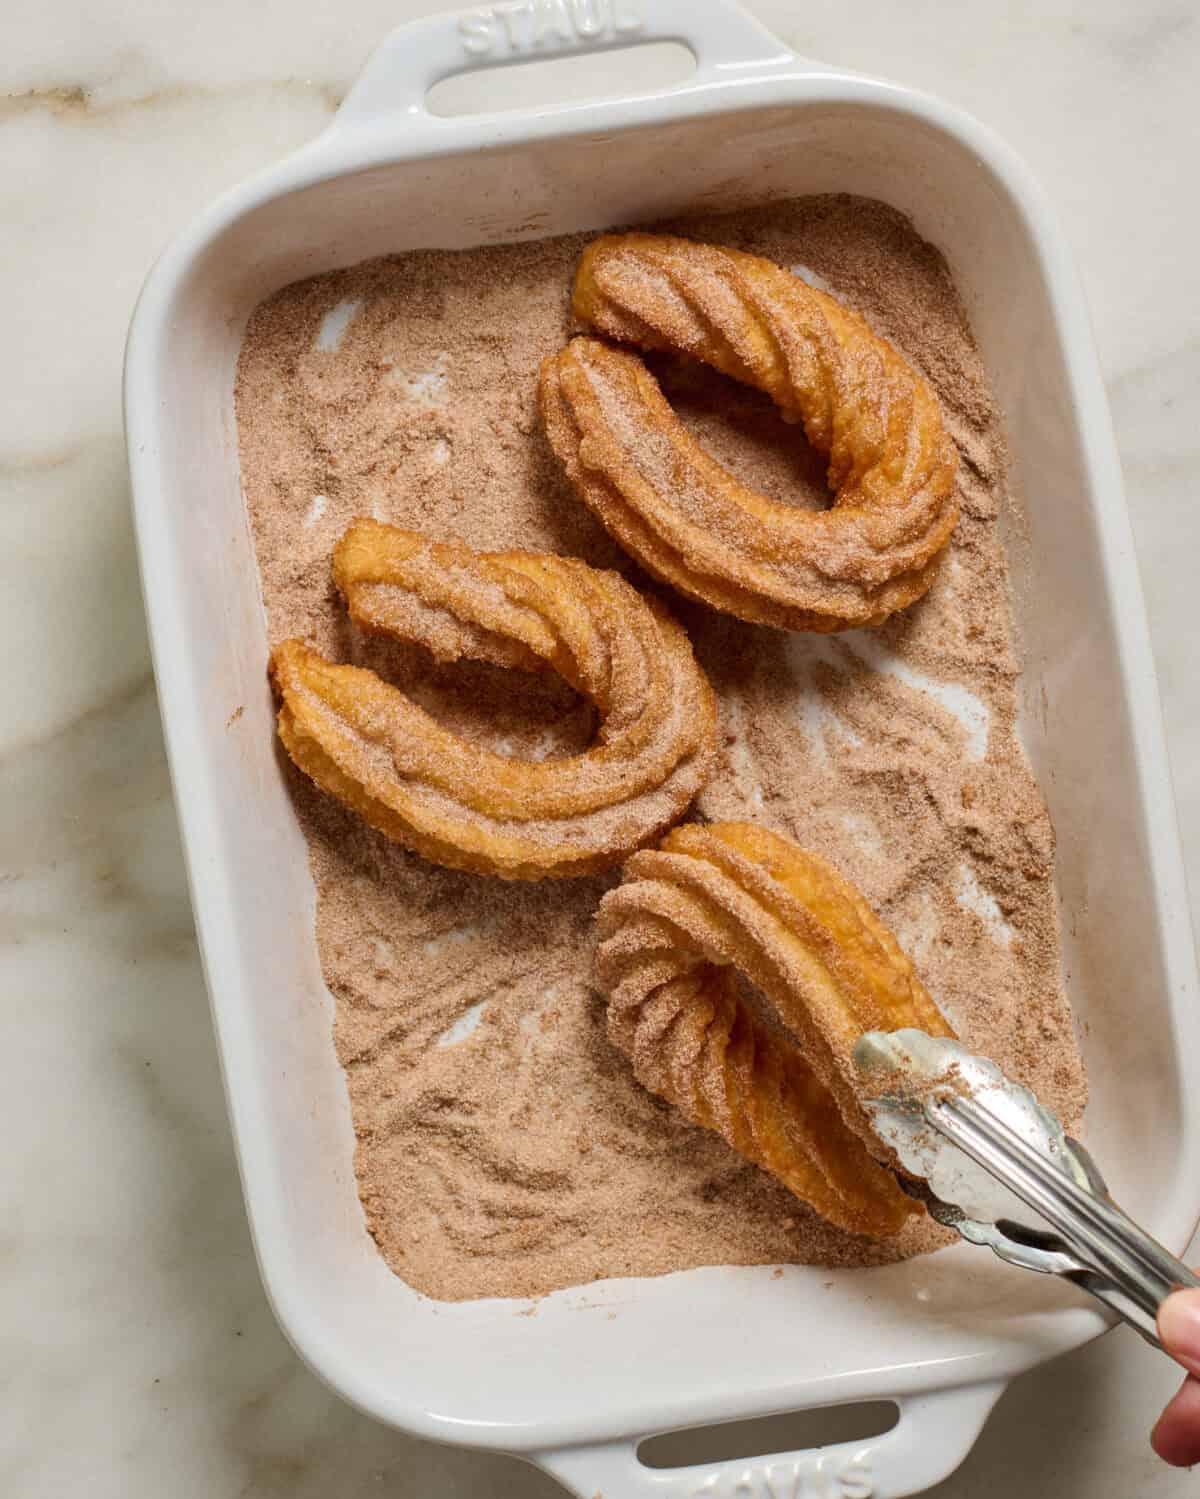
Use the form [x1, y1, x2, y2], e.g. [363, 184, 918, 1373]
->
[2, 2, 1198, 1495]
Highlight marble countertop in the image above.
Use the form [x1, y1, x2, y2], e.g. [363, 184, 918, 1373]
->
[4, 1, 1198, 1494]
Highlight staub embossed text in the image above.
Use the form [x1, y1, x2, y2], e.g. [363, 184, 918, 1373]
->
[458, 0, 644, 55]
[687, 1450, 874, 1499]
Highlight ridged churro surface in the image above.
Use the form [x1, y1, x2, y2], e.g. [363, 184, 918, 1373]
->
[271, 520, 717, 879]
[541, 233, 959, 630]
[598, 823, 955, 1237]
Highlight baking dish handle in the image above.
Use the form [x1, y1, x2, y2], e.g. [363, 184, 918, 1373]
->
[532, 1380, 1005, 1499]
[336, 0, 802, 128]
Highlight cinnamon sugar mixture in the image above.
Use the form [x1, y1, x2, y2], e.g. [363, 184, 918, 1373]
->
[235, 196, 1086, 1301]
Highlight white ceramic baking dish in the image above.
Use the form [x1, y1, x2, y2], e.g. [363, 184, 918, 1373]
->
[124, 3, 1200, 1494]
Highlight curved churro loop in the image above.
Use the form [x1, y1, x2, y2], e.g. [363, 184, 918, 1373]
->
[540, 233, 959, 631]
[269, 519, 718, 880]
[596, 821, 955, 1237]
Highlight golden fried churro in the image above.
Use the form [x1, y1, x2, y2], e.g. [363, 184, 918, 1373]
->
[540, 233, 959, 632]
[596, 821, 955, 1236]
[269, 520, 718, 880]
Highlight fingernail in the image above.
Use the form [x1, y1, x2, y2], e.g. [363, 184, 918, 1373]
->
[1158, 1291, 1200, 1368]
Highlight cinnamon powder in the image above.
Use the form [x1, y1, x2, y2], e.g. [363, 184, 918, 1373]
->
[234, 196, 1086, 1301]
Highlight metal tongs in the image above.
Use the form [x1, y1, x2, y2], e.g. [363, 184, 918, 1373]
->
[854, 1029, 1198, 1348]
